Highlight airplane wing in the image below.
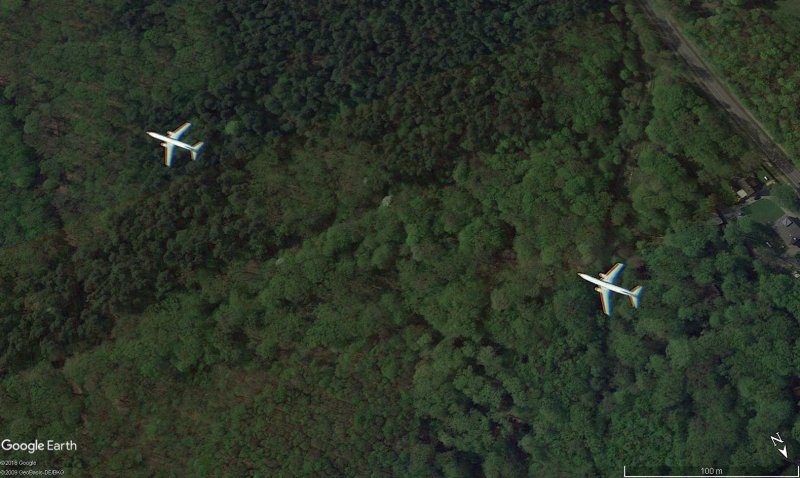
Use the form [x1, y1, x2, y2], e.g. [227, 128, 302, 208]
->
[168, 122, 191, 140]
[600, 263, 624, 284]
[164, 143, 176, 167]
[598, 288, 613, 316]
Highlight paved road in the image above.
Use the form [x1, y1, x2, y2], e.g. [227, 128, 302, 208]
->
[638, 0, 800, 191]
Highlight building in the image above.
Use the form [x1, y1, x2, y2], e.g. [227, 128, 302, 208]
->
[733, 177, 761, 202]
[710, 210, 726, 227]
[774, 215, 800, 247]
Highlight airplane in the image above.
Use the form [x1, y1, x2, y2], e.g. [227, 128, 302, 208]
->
[578, 263, 643, 316]
[146, 122, 205, 167]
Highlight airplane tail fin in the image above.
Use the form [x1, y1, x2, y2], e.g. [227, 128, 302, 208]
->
[629, 285, 643, 309]
[191, 142, 205, 160]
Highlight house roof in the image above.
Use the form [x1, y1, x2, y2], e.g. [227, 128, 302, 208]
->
[775, 215, 800, 246]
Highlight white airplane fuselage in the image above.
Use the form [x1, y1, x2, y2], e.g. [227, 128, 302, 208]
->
[578, 273, 637, 297]
[146, 131, 198, 151]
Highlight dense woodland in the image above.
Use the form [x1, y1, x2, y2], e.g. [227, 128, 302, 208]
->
[1, 0, 800, 476]
[658, 0, 800, 159]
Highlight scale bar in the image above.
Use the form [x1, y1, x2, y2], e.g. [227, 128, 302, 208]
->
[623, 465, 800, 478]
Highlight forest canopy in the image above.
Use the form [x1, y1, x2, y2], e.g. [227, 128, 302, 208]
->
[0, 1, 798, 476]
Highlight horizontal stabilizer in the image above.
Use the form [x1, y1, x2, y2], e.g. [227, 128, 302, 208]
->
[629, 285, 643, 309]
[191, 142, 205, 161]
